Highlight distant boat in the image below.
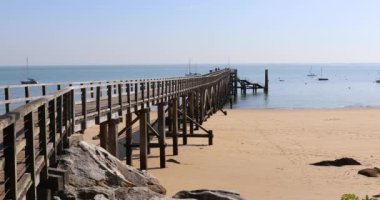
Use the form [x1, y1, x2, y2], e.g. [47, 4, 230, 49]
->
[307, 66, 317, 77]
[318, 67, 328, 81]
[21, 57, 39, 84]
[376, 71, 380, 83]
[185, 59, 200, 76]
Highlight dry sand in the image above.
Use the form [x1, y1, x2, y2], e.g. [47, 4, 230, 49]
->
[84, 108, 380, 200]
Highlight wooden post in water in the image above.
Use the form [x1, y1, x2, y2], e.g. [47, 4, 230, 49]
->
[264, 69, 269, 94]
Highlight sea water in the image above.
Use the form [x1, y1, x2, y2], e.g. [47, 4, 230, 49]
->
[1, 64, 380, 112]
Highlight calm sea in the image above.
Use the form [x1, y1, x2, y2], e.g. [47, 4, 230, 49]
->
[1, 64, 380, 111]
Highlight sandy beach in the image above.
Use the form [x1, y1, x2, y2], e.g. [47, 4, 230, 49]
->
[84, 108, 380, 200]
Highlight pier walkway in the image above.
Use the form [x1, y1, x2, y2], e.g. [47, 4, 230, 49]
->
[0, 68, 232, 199]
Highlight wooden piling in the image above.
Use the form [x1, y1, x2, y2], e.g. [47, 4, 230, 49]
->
[172, 98, 179, 155]
[189, 93, 194, 134]
[125, 112, 133, 165]
[182, 95, 188, 145]
[99, 122, 108, 150]
[139, 109, 148, 170]
[107, 119, 119, 157]
[157, 103, 166, 168]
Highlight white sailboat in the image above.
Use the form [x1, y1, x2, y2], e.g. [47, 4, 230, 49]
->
[21, 57, 38, 84]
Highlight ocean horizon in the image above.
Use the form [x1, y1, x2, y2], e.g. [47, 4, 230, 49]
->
[1, 63, 380, 111]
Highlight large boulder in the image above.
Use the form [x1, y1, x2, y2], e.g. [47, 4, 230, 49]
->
[173, 189, 245, 200]
[55, 141, 168, 200]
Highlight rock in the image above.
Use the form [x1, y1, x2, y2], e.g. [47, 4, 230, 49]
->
[92, 134, 100, 140]
[173, 189, 245, 200]
[358, 167, 380, 177]
[55, 141, 168, 200]
[310, 157, 361, 167]
[115, 187, 175, 200]
[167, 159, 181, 164]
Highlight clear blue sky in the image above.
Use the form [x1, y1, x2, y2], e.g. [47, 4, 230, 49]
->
[1, 0, 380, 65]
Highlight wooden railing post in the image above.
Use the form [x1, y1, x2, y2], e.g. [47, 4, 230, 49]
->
[49, 99, 57, 164]
[4, 123, 17, 200]
[140, 82, 145, 109]
[25, 112, 37, 199]
[146, 81, 150, 108]
[25, 86, 30, 104]
[57, 96, 64, 154]
[5, 87, 10, 113]
[96, 86, 101, 124]
[70, 89, 75, 134]
[38, 103, 48, 182]
[134, 82, 138, 111]
[107, 85, 112, 119]
[81, 87, 87, 130]
[90, 82, 94, 98]
[42, 85, 46, 96]
[118, 84, 123, 116]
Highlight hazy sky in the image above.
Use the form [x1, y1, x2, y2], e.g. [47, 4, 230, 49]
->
[1, 0, 380, 65]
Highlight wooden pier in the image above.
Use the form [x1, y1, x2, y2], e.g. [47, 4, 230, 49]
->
[0, 68, 234, 199]
[237, 69, 268, 95]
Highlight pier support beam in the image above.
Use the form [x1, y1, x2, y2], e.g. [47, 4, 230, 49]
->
[189, 93, 194, 135]
[125, 112, 133, 165]
[172, 98, 179, 155]
[157, 103, 166, 168]
[99, 119, 120, 157]
[139, 108, 149, 170]
[99, 122, 108, 150]
[182, 95, 188, 145]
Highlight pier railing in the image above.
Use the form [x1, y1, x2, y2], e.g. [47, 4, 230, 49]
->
[0, 68, 232, 199]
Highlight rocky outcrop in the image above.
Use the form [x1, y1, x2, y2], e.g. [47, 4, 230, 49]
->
[54, 141, 168, 200]
[310, 157, 361, 167]
[173, 189, 245, 200]
[53, 141, 245, 200]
